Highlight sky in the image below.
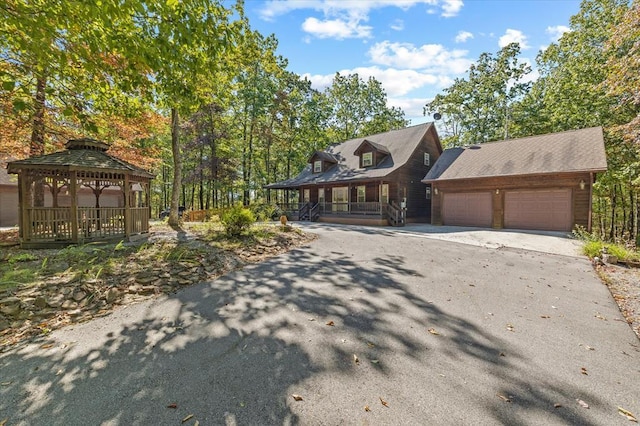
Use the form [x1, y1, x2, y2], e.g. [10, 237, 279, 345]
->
[243, 0, 582, 125]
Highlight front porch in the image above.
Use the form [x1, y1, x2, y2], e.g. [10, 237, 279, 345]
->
[278, 201, 405, 226]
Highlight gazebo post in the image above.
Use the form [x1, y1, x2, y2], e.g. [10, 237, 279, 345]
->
[70, 171, 79, 243]
[124, 174, 131, 238]
[18, 173, 28, 242]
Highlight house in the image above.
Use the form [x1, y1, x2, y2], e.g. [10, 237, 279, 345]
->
[422, 127, 607, 232]
[265, 122, 443, 226]
[0, 162, 19, 227]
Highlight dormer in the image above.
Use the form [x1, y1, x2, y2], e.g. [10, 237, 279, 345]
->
[308, 151, 338, 173]
[353, 139, 390, 168]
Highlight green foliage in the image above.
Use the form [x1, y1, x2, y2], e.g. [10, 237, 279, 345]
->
[221, 205, 256, 236]
[582, 240, 640, 261]
[249, 203, 278, 222]
[7, 253, 38, 264]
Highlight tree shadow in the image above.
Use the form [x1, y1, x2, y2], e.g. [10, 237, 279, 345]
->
[0, 228, 612, 424]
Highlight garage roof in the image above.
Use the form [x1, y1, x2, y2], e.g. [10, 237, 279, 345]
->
[423, 127, 607, 182]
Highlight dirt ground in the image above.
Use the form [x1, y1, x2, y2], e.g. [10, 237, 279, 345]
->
[597, 263, 640, 339]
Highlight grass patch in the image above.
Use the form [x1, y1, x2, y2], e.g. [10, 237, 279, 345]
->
[582, 240, 640, 261]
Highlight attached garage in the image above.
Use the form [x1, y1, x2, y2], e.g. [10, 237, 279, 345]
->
[423, 127, 608, 232]
[443, 192, 492, 227]
[504, 189, 572, 231]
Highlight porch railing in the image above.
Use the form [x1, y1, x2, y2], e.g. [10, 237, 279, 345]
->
[385, 202, 405, 227]
[319, 202, 383, 216]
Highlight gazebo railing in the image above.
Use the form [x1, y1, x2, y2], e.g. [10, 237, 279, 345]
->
[24, 206, 150, 243]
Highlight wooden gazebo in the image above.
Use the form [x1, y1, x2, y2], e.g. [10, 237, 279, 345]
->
[7, 138, 154, 248]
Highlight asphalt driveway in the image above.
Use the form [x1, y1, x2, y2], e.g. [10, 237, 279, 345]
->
[1, 224, 638, 425]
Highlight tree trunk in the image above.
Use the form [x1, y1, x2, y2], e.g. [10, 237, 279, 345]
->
[168, 108, 182, 226]
[31, 74, 47, 207]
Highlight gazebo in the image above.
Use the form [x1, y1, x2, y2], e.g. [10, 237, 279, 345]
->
[7, 138, 154, 248]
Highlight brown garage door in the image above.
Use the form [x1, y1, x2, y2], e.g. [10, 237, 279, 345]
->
[504, 189, 572, 231]
[443, 192, 492, 227]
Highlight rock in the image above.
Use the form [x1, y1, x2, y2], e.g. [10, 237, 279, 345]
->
[0, 296, 21, 305]
[72, 290, 87, 302]
[105, 288, 120, 304]
[135, 273, 158, 284]
[178, 279, 191, 286]
[34, 296, 48, 308]
[127, 285, 141, 294]
[61, 300, 78, 310]
[0, 304, 21, 317]
[47, 294, 65, 308]
[0, 318, 10, 331]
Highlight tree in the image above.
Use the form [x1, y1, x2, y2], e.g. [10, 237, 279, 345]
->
[424, 43, 531, 147]
[325, 73, 407, 141]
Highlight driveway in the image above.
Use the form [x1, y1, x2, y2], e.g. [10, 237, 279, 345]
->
[1, 224, 638, 425]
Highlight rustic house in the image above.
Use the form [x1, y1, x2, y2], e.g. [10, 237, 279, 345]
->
[7, 138, 154, 248]
[265, 122, 443, 226]
[422, 127, 607, 232]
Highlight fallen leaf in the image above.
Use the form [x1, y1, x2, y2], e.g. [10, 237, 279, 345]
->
[326, 321, 334, 326]
[364, 405, 371, 412]
[181, 414, 194, 423]
[506, 324, 515, 332]
[379, 397, 389, 407]
[428, 328, 440, 335]
[577, 399, 589, 409]
[308, 318, 315, 321]
[367, 342, 375, 348]
[292, 394, 304, 401]
[353, 354, 360, 364]
[497, 394, 511, 403]
[618, 407, 638, 422]
[370, 359, 379, 364]
[167, 403, 178, 409]
[40, 343, 54, 349]
[540, 315, 551, 319]
[194, 421, 200, 426]
[581, 367, 588, 375]
[499, 352, 506, 357]
[554, 403, 562, 408]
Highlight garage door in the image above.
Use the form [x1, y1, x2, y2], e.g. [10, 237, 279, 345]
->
[504, 189, 572, 231]
[443, 192, 492, 227]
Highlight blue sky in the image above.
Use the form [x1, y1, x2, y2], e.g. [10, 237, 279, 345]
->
[244, 0, 581, 125]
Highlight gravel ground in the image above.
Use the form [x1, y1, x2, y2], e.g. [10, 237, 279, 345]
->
[597, 263, 640, 339]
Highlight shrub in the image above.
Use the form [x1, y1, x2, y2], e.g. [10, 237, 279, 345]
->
[249, 202, 278, 222]
[221, 205, 256, 236]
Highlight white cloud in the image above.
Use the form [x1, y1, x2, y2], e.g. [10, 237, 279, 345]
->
[259, 0, 463, 23]
[454, 30, 473, 43]
[302, 17, 373, 39]
[546, 25, 570, 41]
[498, 29, 530, 49]
[390, 19, 404, 31]
[368, 41, 472, 74]
[441, 0, 463, 18]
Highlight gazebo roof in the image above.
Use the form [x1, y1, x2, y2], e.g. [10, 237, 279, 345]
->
[7, 138, 154, 179]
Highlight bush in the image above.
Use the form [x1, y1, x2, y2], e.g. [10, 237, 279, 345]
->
[582, 240, 640, 261]
[249, 202, 279, 222]
[221, 205, 256, 236]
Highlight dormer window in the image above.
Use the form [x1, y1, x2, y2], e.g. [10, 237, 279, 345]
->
[313, 160, 322, 173]
[362, 152, 373, 167]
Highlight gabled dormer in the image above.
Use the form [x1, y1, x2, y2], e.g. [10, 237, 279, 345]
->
[353, 139, 390, 168]
[308, 151, 338, 173]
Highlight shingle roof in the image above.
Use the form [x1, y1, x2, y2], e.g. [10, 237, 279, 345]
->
[7, 138, 154, 179]
[266, 123, 436, 189]
[423, 127, 607, 182]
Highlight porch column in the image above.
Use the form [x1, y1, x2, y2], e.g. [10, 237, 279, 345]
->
[18, 173, 28, 241]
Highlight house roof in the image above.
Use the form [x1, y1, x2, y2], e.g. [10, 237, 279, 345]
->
[266, 122, 437, 189]
[354, 139, 390, 156]
[309, 151, 339, 163]
[423, 127, 607, 183]
[0, 162, 17, 186]
[7, 138, 154, 179]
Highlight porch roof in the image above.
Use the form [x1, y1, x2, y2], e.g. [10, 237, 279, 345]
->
[266, 122, 435, 189]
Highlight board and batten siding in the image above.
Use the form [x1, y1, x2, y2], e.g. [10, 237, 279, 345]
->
[430, 172, 593, 231]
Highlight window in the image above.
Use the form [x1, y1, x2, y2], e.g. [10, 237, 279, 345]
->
[425, 187, 431, 200]
[318, 188, 324, 204]
[380, 184, 389, 204]
[362, 152, 373, 167]
[357, 186, 366, 203]
[313, 160, 322, 173]
[424, 152, 430, 166]
[303, 189, 310, 202]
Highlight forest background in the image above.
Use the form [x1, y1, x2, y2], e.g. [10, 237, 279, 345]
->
[0, 0, 638, 245]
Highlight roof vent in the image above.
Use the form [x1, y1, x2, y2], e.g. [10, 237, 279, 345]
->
[65, 138, 109, 152]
